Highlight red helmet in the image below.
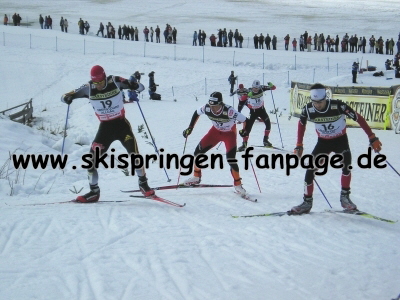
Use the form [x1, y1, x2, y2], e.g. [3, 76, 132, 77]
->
[90, 65, 106, 82]
[239, 84, 244, 89]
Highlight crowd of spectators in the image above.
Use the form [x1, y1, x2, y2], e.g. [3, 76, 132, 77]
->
[4, 14, 400, 57]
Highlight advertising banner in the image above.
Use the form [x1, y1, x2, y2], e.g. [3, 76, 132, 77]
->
[290, 82, 394, 130]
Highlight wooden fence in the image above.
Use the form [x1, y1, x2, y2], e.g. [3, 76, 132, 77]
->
[0, 99, 33, 125]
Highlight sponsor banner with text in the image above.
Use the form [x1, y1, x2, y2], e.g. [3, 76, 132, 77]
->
[290, 82, 395, 130]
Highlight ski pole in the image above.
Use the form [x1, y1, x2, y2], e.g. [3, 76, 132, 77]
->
[250, 159, 261, 193]
[135, 101, 171, 182]
[379, 153, 400, 177]
[314, 179, 332, 208]
[61, 104, 70, 156]
[176, 136, 188, 187]
[270, 90, 284, 148]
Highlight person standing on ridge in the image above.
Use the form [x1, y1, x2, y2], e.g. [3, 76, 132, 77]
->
[228, 71, 237, 94]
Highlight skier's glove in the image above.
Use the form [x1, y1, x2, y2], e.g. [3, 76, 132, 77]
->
[369, 134, 382, 153]
[268, 82, 276, 90]
[294, 143, 304, 157]
[61, 94, 73, 105]
[183, 127, 193, 138]
[127, 90, 139, 102]
[239, 129, 248, 137]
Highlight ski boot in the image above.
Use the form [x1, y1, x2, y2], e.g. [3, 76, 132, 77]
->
[289, 196, 313, 215]
[340, 189, 357, 211]
[263, 136, 273, 147]
[139, 176, 155, 197]
[234, 184, 247, 197]
[237, 142, 247, 152]
[183, 176, 201, 186]
[76, 184, 100, 203]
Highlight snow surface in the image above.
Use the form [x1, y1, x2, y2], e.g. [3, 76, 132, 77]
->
[1, 0, 400, 299]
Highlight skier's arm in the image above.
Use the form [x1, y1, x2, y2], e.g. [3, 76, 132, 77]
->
[339, 102, 382, 152]
[117, 76, 145, 92]
[261, 82, 276, 91]
[183, 110, 200, 138]
[61, 83, 90, 104]
[294, 107, 308, 157]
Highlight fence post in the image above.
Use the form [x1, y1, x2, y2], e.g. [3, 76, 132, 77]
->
[29, 34, 31, 49]
[144, 42, 146, 57]
[287, 71, 290, 85]
[263, 52, 265, 69]
[174, 45, 176, 61]
[313, 68, 315, 82]
[295, 55, 297, 70]
[327, 57, 329, 72]
[337, 63, 338, 76]
[202, 45, 204, 63]
[233, 50, 235, 66]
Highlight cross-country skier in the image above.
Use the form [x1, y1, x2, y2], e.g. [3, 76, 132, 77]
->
[60, 65, 155, 202]
[289, 83, 382, 215]
[237, 80, 276, 151]
[230, 83, 248, 100]
[182, 92, 250, 196]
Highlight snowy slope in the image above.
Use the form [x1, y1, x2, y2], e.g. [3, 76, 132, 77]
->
[0, 1, 399, 299]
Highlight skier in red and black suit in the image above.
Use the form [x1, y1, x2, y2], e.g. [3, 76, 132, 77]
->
[290, 83, 382, 215]
[60, 65, 154, 202]
[182, 92, 250, 197]
[230, 83, 248, 100]
[237, 80, 276, 151]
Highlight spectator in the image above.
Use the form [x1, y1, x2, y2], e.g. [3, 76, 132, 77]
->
[118, 25, 122, 39]
[39, 14, 44, 29]
[47, 15, 52, 29]
[201, 30, 207, 46]
[234, 29, 239, 47]
[352, 62, 359, 84]
[3, 14, 8, 26]
[64, 19, 68, 33]
[78, 18, 84, 34]
[259, 33, 264, 49]
[265, 34, 271, 50]
[172, 27, 177, 44]
[143, 26, 149, 42]
[193, 31, 197, 46]
[238, 33, 244, 48]
[84, 21, 90, 34]
[292, 38, 297, 51]
[198, 29, 202, 46]
[253, 34, 259, 49]
[228, 30, 233, 47]
[284, 34, 290, 50]
[150, 26, 154, 42]
[96, 22, 104, 37]
[134, 27, 139, 41]
[60, 16, 64, 32]
[155, 25, 160, 43]
[307, 36, 312, 52]
[210, 34, 217, 46]
[272, 35, 277, 50]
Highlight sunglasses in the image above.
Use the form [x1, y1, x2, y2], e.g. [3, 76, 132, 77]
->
[93, 79, 105, 85]
[208, 98, 221, 106]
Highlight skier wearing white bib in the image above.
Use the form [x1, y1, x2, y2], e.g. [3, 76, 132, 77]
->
[290, 83, 382, 215]
[61, 65, 154, 202]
